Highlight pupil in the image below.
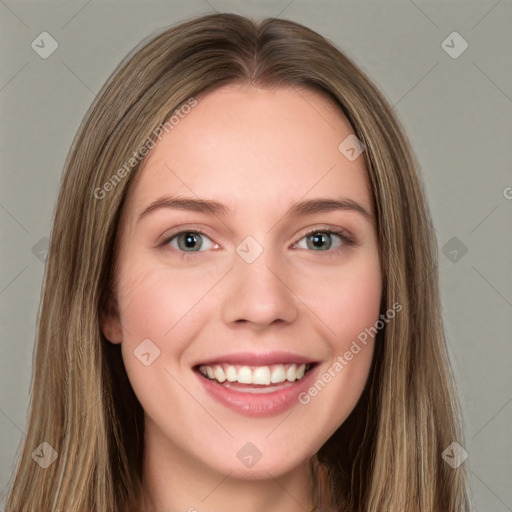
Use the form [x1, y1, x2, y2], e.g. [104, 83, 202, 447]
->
[310, 232, 330, 250]
[182, 233, 200, 250]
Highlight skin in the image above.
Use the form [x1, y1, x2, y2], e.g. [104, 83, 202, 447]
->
[102, 83, 382, 512]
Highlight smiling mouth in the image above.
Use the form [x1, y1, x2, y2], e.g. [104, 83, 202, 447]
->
[195, 362, 316, 388]
[194, 359, 320, 414]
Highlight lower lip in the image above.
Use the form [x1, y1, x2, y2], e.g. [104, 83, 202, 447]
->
[195, 365, 318, 417]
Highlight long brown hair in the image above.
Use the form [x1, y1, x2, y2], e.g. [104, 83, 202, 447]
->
[5, 13, 471, 512]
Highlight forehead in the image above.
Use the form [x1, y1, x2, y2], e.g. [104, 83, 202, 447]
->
[125, 84, 371, 220]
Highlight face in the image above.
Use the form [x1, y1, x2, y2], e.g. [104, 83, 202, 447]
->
[102, 83, 382, 479]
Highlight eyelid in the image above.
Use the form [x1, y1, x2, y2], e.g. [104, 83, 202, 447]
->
[295, 225, 354, 244]
[156, 224, 216, 246]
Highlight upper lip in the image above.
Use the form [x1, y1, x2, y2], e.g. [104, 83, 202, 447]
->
[194, 351, 317, 367]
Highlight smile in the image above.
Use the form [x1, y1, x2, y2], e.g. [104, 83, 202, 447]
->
[198, 362, 312, 386]
[193, 354, 319, 417]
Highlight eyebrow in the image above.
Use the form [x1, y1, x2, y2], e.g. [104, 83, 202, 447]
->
[137, 195, 373, 223]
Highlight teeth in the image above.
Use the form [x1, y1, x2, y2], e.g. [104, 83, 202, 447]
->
[198, 362, 309, 385]
[213, 365, 226, 383]
[296, 363, 306, 379]
[270, 364, 286, 383]
[253, 366, 271, 385]
[238, 366, 252, 384]
[225, 365, 238, 382]
[286, 365, 296, 382]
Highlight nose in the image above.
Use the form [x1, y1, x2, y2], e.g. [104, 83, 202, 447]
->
[220, 247, 299, 329]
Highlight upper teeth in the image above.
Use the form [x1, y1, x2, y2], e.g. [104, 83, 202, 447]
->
[198, 363, 309, 385]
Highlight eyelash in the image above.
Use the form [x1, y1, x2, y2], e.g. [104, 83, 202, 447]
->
[159, 227, 355, 261]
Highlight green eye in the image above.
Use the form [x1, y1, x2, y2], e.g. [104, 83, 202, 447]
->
[295, 230, 353, 252]
[167, 231, 214, 252]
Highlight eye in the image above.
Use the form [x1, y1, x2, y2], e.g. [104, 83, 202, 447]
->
[293, 228, 353, 254]
[164, 230, 216, 253]
[159, 227, 354, 259]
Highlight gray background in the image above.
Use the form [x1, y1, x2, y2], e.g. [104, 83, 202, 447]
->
[1, 1, 511, 510]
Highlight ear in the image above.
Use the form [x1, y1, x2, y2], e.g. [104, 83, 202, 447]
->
[100, 292, 123, 344]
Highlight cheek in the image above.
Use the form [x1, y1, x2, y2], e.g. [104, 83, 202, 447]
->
[312, 253, 382, 351]
[297, 255, 381, 426]
[116, 257, 207, 341]
[337, 264, 382, 345]
[114, 259, 210, 416]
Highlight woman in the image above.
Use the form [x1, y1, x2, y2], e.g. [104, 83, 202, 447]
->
[5, 12, 472, 512]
